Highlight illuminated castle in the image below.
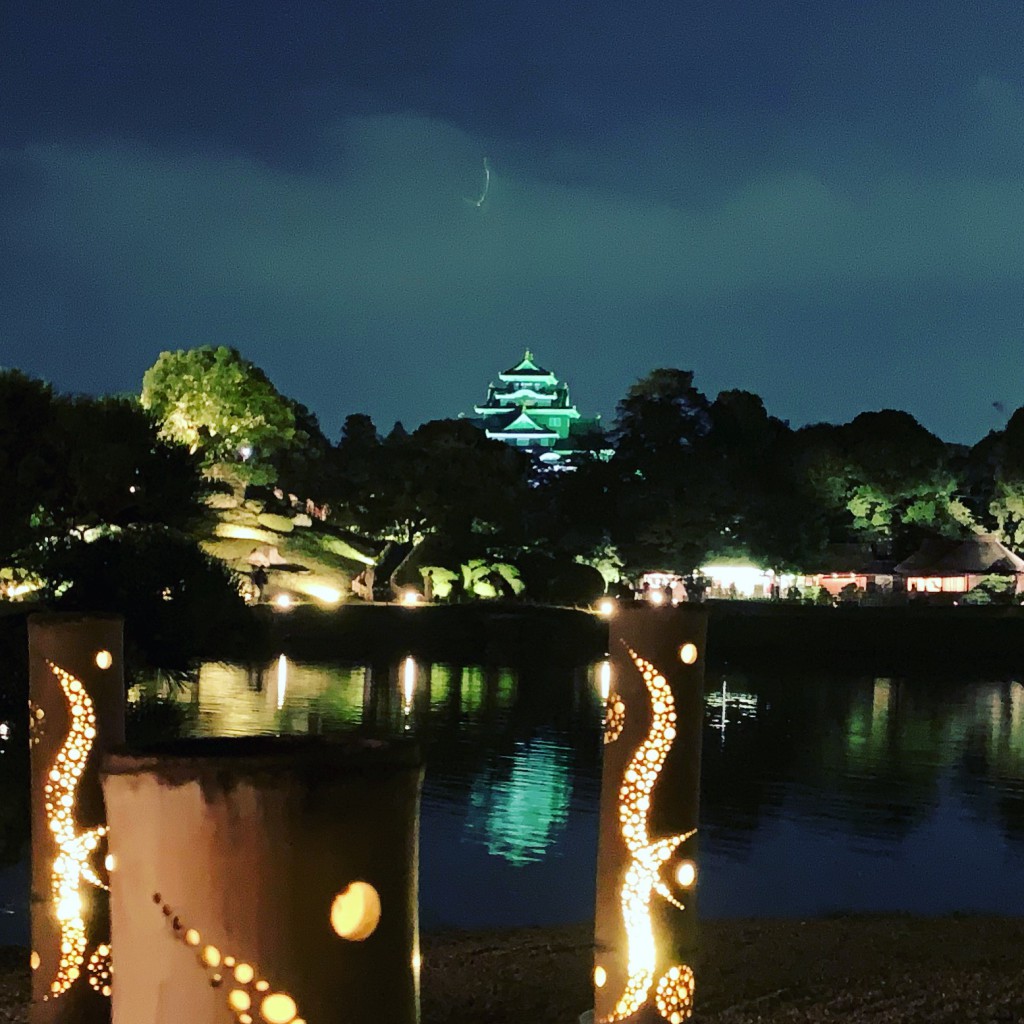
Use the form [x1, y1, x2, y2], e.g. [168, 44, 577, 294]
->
[469, 350, 606, 464]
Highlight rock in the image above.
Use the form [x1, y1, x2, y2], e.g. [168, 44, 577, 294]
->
[203, 492, 240, 510]
[257, 512, 295, 534]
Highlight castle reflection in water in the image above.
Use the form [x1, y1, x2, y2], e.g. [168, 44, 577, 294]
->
[128, 659, 1024, 926]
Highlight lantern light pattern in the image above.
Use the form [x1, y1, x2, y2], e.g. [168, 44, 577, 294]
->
[596, 646, 697, 1022]
[41, 660, 112, 1002]
[153, 894, 306, 1024]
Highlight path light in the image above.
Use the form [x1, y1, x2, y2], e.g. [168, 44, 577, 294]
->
[273, 594, 293, 610]
[596, 597, 616, 618]
[648, 589, 665, 606]
[401, 589, 421, 607]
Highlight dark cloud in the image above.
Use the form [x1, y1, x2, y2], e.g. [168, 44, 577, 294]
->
[3, 1, 1024, 442]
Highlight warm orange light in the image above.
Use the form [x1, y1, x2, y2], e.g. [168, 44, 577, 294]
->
[401, 589, 421, 606]
[597, 597, 616, 618]
[273, 594, 293, 610]
[594, 965, 607, 988]
[260, 992, 298, 1023]
[330, 881, 381, 940]
[675, 860, 696, 888]
[648, 590, 665, 606]
[94, 650, 113, 670]
[679, 643, 698, 665]
[228, 989, 251, 1012]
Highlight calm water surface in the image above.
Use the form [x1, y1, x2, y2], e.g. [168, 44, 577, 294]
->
[4, 657, 1024, 941]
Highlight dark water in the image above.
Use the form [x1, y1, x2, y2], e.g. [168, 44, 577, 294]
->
[4, 658, 1024, 942]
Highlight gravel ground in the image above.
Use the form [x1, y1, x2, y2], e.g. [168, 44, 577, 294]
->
[5, 915, 1024, 1022]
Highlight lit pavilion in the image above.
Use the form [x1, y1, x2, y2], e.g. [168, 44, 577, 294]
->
[469, 350, 607, 464]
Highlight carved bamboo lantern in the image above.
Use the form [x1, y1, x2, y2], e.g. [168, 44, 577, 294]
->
[28, 613, 125, 1024]
[101, 736, 423, 1024]
[593, 605, 707, 1024]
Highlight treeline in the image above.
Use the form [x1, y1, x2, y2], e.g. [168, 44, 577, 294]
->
[138, 349, 1024, 577]
[3, 347, 1024, 627]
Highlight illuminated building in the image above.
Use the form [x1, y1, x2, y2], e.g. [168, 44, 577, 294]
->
[894, 533, 1024, 597]
[467, 350, 608, 466]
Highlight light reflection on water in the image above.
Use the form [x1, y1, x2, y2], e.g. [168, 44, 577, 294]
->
[140, 657, 603, 930]
[7, 661, 1024, 936]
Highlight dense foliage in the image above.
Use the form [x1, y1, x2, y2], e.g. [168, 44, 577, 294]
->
[5, 350, 1024, 613]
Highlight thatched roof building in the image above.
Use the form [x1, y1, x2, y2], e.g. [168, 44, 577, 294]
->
[894, 534, 1024, 595]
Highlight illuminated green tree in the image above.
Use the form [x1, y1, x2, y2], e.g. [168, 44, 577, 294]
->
[970, 407, 1024, 546]
[141, 346, 298, 476]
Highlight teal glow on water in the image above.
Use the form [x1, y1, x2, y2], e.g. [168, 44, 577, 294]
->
[5, 660, 1024, 938]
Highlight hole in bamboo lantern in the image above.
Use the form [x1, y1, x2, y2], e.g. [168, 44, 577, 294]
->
[234, 962, 255, 984]
[201, 945, 221, 967]
[330, 881, 381, 940]
[593, 965, 606, 988]
[30, 951, 40, 970]
[228, 989, 251, 1012]
[679, 643, 698, 665]
[260, 992, 298, 1023]
[94, 650, 113, 670]
[675, 860, 696, 888]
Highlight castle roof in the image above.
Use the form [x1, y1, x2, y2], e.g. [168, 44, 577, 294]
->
[499, 350, 556, 382]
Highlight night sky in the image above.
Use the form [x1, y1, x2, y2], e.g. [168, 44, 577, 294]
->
[3, 2, 1024, 443]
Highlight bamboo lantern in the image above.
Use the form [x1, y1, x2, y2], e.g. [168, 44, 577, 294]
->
[28, 613, 125, 1024]
[593, 605, 707, 1024]
[101, 736, 423, 1024]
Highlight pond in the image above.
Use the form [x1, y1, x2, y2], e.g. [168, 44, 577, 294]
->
[3, 656, 1024, 944]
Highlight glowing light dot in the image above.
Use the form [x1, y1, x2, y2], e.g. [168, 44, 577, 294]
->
[228, 989, 251, 1012]
[679, 642, 698, 665]
[30, 951, 40, 970]
[224, 956, 236, 967]
[260, 992, 298, 1023]
[256, 980, 270, 992]
[102, 985, 112, 997]
[105, 854, 116, 872]
[273, 594, 293, 609]
[594, 965, 606, 988]
[234, 963, 255, 984]
[239, 1016, 253, 1024]
[202, 945, 221, 967]
[95, 650, 113, 670]
[596, 597, 616, 617]
[676, 860, 696, 887]
[330, 881, 381, 940]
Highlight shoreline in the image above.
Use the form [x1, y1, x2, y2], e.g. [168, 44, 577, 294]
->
[5, 914, 1024, 1022]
